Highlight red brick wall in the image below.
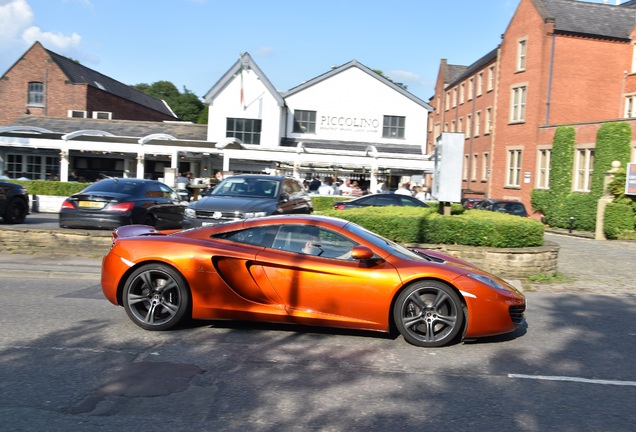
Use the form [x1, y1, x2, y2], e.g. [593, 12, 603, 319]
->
[0, 42, 175, 125]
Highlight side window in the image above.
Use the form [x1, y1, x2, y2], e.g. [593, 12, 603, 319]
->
[213, 225, 279, 248]
[159, 184, 179, 201]
[272, 225, 358, 260]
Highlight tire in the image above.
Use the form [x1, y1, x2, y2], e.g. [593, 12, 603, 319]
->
[3, 198, 28, 224]
[393, 281, 464, 347]
[141, 213, 156, 227]
[122, 264, 190, 331]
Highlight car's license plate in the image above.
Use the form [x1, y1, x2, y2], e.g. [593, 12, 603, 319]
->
[78, 201, 105, 208]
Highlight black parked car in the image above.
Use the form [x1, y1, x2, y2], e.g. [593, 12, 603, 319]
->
[473, 199, 529, 217]
[0, 181, 29, 224]
[183, 174, 313, 228]
[59, 178, 186, 230]
[333, 193, 430, 210]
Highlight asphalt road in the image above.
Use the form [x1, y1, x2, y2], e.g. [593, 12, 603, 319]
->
[0, 275, 635, 431]
[1, 214, 636, 430]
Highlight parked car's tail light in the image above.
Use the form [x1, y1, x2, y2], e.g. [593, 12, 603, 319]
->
[107, 202, 135, 212]
[334, 204, 346, 210]
[60, 199, 76, 210]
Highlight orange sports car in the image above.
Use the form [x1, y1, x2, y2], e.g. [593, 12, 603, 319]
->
[101, 214, 526, 347]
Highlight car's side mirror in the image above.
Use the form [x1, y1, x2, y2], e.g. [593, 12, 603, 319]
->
[350, 245, 374, 260]
[279, 193, 290, 202]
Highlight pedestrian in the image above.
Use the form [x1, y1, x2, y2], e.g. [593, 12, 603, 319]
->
[395, 182, 412, 196]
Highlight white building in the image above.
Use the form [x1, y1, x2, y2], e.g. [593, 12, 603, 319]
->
[0, 53, 434, 189]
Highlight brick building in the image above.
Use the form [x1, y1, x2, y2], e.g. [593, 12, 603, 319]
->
[428, 0, 636, 213]
[0, 42, 178, 126]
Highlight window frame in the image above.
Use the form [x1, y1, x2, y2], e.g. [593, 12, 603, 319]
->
[382, 115, 406, 139]
[517, 37, 528, 72]
[573, 147, 595, 192]
[506, 148, 523, 188]
[510, 84, 527, 123]
[226, 117, 262, 144]
[292, 110, 316, 134]
[27, 82, 44, 106]
[536, 147, 551, 190]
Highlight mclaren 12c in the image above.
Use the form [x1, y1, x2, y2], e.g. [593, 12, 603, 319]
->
[101, 214, 526, 347]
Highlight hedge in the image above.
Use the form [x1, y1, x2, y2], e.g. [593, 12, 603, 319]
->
[4, 180, 87, 196]
[320, 206, 543, 247]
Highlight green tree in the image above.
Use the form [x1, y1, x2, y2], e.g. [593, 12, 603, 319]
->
[131, 81, 205, 124]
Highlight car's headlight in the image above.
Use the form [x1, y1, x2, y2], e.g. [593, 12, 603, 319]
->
[184, 208, 196, 218]
[244, 211, 268, 218]
[467, 273, 510, 292]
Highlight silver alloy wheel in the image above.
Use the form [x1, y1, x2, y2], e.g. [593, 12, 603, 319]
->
[393, 281, 464, 347]
[123, 264, 189, 331]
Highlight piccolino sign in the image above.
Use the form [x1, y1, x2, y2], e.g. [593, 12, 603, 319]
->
[319, 115, 380, 133]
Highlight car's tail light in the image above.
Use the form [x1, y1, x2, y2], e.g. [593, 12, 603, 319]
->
[334, 204, 346, 210]
[108, 202, 135, 212]
[60, 199, 75, 210]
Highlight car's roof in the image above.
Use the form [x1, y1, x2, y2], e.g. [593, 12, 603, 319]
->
[224, 174, 291, 181]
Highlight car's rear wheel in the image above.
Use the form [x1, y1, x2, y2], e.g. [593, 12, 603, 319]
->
[3, 198, 28, 224]
[122, 264, 190, 331]
[141, 213, 156, 227]
[393, 281, 464, 347]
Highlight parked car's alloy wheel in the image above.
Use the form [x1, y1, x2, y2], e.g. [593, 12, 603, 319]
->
[123, 264, 190, 330]
[393, 281, 464, 347]
[2, 198, 28, 224]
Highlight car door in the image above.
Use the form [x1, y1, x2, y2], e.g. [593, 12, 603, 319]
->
[146, 183, 185, 229]
[255, 225, 402, 330]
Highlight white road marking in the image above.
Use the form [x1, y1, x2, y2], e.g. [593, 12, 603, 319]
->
[509, 373, 636, 387]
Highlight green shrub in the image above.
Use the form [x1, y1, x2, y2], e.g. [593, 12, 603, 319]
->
[604, 202, 636, 239]
[321, 206, 543, 247]
[8, 180, 88, 196]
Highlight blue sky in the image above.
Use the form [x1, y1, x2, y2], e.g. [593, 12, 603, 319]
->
[0, 0, 612, 103]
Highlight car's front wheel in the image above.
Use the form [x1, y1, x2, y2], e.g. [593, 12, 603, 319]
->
[393, 281, 464, 347]
[122, 264, 190, 331]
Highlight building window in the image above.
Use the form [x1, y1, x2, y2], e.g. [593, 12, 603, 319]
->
[452, 89, 457, 108]
[458, 117, 463, 133]
[485, 107, 492, 134]
[445, 91, 450, 111]
[477, 72, 484, 96]
[226, 118, 262, 144]
[383, 116, 405, 139]
[28, 82, 44, 105]
[466, 114, 472, 138]
[436, 96, 441, 113]
[625, 95, 636, 118]
[536, 148, 551, 189]
[471, 154, 478, 181]
[474, 111, 481, 137]
[506, 149, 522, 187]
[463, 154, 469, 180]
[574, 148, 594, 192]
[517, 38, 527, 71]
[488, 66, 495, 91]
[510, 85, 527, 123]
[460, 83, 465, 104]
[482, 152, 489, 181]
[433, 122, 441, 140]
[6, 153, 56, 180]
[444, 122, 449, 132]
[468, 78, 474, 101]
[293, 110, 316, 133]
[451, 120, 456, 133]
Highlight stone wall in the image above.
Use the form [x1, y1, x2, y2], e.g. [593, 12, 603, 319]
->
[406, 241, 560, 278]
[0, 228, 112, 257]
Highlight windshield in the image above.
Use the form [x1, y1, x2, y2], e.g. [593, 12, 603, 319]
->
[211, 178, 280, 198]
[343, 221, 425, 261]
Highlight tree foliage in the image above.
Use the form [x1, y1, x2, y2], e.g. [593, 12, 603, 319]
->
[131, 81, 205, 124]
